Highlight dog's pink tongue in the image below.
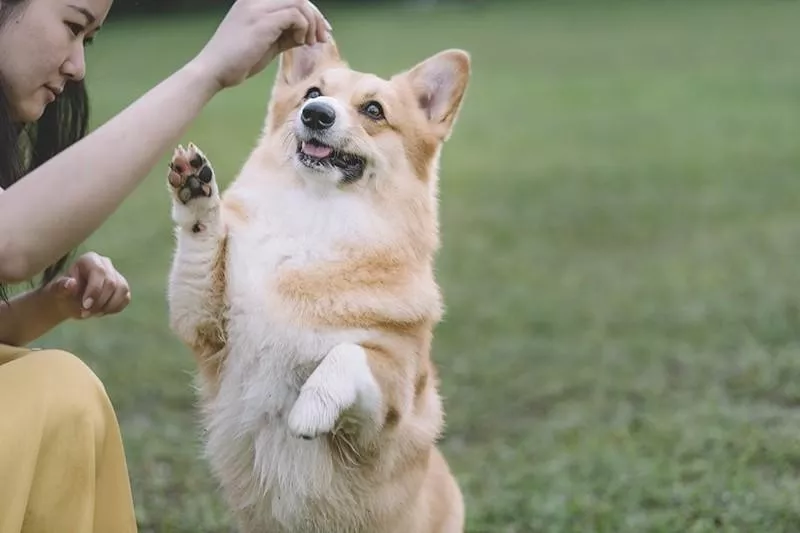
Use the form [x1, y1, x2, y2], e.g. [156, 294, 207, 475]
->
[302, 142, 332, 158]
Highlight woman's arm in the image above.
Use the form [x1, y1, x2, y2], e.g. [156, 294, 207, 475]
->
[0, 287, 68, 346]
[0, 62, 218, 283]
[0, 0, 330, 284]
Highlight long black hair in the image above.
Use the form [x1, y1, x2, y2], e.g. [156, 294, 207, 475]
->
[0, 0, 90, 301]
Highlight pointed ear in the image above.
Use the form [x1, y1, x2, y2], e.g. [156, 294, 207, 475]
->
[397, 49, 471, 140]
[277, 38, 343, 86]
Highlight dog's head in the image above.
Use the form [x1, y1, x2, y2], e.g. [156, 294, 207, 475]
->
[262, 38, 470, 199]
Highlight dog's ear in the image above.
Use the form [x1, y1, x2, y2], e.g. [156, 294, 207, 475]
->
[396, 49, 471, 140]
[277, 39, 342, 86]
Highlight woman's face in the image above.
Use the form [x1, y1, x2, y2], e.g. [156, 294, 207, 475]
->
[0, 0, 111, 122]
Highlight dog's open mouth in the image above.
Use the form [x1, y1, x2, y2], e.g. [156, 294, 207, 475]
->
[296, 139, 366, 183]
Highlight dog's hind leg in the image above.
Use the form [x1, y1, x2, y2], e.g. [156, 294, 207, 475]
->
[166, 143, 230, 388]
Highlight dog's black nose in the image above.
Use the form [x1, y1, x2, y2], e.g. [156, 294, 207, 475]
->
[301, 101, 336, 131]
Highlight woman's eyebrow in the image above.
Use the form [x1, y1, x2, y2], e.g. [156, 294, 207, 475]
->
[68, 4, 97, 26]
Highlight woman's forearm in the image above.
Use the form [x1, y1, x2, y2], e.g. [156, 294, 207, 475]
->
[0, 60, 222, 283]
[0, 288, 66, 347]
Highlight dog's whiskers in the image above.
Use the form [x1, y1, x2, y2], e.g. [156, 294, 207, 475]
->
[280, 125, 297, 152]
[332, 430, 362, 469]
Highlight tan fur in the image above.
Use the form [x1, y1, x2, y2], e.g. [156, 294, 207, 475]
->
[222, 196, 250, 224]
[166, 37, 471, 533]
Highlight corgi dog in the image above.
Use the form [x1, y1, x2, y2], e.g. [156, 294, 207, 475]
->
[165, 36, 471, 533]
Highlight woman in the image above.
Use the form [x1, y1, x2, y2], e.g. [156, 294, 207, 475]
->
[0, 0, 331, 531]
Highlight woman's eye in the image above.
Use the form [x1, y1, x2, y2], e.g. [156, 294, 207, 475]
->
[66, 22, 83, 36]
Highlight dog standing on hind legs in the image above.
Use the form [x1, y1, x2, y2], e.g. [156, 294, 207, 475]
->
[165, 36, 471, 533]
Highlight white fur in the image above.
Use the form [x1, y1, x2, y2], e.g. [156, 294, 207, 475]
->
[167, 146, 225, 351]
[288, 343, 382, 440]
[168, 156, 394, 532]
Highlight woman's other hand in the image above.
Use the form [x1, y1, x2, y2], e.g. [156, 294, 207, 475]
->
[192, 0, 332, 90]
[43, 252, 131, 320]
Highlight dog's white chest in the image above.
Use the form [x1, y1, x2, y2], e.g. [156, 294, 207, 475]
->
[212, 208, 341, 428]
[200, 196, 371, 529]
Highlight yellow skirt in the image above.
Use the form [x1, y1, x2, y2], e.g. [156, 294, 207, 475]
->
[0, 343, 137, 533]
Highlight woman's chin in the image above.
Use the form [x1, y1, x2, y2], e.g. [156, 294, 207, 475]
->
[11, 98, 47, 124]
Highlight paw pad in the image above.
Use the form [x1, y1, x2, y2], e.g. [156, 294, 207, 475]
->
[168, 143, 215, 204]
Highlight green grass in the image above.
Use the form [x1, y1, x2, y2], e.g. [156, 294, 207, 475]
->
[29, 0, 800, 531]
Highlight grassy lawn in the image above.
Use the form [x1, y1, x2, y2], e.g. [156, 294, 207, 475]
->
[30, 0, 800, 531]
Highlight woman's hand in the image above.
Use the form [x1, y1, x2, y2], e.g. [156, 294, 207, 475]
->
[192, 0, 332, 90]
[0, 252, 130, 346]
[43, 252, 131, 320]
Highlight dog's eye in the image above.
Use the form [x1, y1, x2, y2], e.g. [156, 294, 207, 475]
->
[362, 101, 385, 120]
[304, 87, 322, 99]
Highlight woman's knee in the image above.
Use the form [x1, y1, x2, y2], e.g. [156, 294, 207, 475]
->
[26, 349, 116, 441]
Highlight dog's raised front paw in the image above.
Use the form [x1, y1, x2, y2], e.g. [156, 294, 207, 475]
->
[167, 143, 218, 205]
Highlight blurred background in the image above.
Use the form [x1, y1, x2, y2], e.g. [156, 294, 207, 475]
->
[31, 0, 800, 531]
